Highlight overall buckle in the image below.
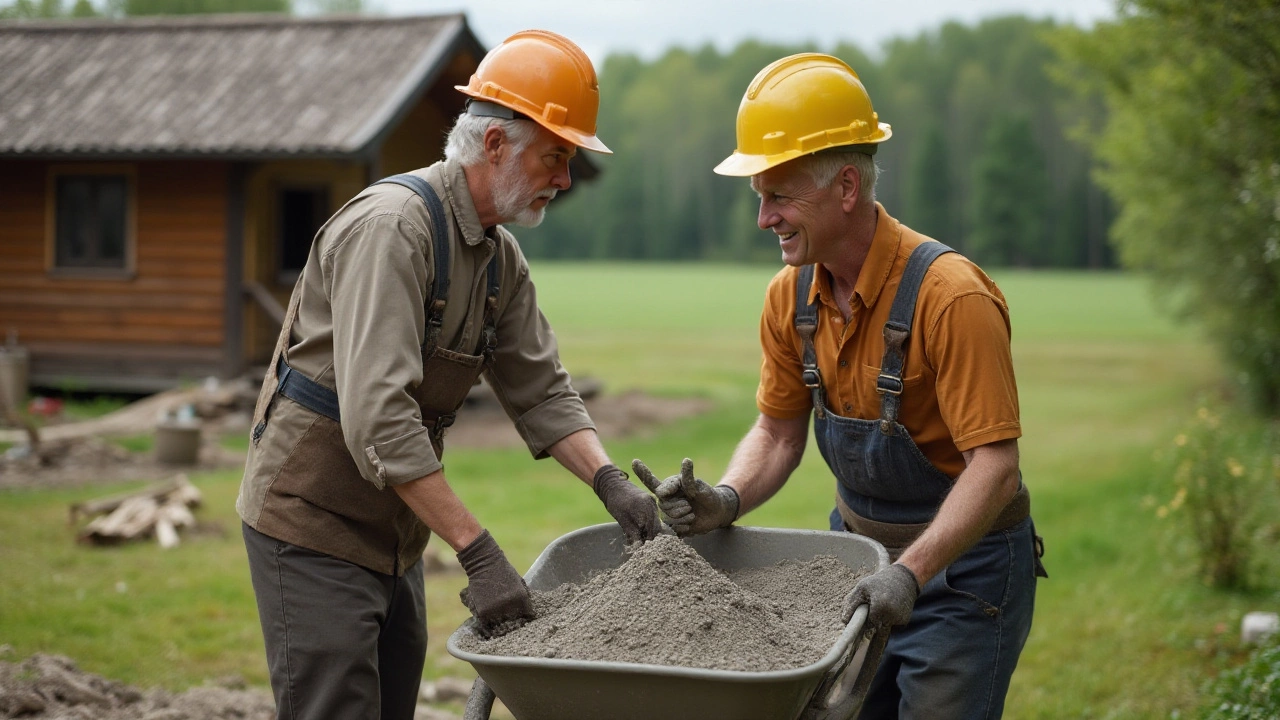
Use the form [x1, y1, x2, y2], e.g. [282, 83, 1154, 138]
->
[802, 367, 823, 389]
[875, 373, 904, 396]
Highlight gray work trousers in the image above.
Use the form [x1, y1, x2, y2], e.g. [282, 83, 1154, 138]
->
[242, 522, 427, 720]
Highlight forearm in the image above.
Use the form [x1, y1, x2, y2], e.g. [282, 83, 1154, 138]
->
[392, 470, 483, 552]
[546, 428, 611, 486]
[720, 414, 808, 517]
[897, 439, 1021, 585]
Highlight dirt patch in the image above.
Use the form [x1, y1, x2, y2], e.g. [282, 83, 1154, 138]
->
[0, 653, 274, 719]
[457, 534, 864, 672]
[0, 390, 710, 491]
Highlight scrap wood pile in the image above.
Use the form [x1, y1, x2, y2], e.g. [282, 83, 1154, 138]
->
[70, 476, 204, 548]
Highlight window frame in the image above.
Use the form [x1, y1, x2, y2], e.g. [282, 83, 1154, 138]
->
[45, 165, 137, 280]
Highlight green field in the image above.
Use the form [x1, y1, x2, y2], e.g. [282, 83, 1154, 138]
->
[0, 264, 1264, 718]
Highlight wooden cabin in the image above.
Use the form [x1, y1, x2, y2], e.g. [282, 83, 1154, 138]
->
[0, 13, 594, 393]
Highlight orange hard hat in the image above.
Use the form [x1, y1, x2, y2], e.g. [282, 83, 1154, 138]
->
[456, 30, 611, 154]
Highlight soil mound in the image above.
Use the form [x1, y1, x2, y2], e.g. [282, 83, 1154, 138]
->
[0, 654, 274, 719]
[458, 534, 864, 672]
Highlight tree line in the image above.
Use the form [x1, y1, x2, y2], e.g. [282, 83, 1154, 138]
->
[521, 16, 1117, 269]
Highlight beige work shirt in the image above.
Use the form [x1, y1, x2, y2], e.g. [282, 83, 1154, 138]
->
[237, 159, 593, 552]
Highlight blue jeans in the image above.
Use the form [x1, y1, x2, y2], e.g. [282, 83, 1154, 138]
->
[858, 518, 1039, 720]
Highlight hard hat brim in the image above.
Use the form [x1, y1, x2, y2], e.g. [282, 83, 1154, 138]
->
[714, 127, 891, 177]
[548, 124, 613, 155]
[456, 84, 613, 155]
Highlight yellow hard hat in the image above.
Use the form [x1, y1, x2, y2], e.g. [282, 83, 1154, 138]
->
[456, 30, 612, 154]
[714, 53, 890, 177]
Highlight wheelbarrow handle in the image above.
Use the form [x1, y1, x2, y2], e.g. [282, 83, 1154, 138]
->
[463, 677, 496, 720]
[800, 604, 889, 720]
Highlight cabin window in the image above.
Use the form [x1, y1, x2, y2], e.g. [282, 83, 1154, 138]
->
[277, 186, 330, 284]
[53, 174, 130, 272]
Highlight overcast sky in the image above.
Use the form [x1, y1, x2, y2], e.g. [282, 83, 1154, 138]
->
[373, 0, 1117, 63]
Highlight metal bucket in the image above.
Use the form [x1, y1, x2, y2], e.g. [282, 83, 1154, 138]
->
[448, 524, 890, 720]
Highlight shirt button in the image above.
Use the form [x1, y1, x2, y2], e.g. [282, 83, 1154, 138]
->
[844, 403, 852, 412]
[839, 360, 848, 367]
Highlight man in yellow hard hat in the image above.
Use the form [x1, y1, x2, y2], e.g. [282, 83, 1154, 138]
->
[236, 30, 661, 719]
[637, 54, 1046, 719]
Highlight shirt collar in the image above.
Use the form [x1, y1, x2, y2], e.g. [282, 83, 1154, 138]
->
[807, 202, 901, 310]
[437, 157, 499, 247]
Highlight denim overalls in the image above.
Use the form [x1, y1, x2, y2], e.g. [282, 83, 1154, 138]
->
[795, 242, 1043, 720]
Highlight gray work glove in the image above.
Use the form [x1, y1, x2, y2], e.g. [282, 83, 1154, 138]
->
[632, 458, 739, 537]
[457, 530, 534, 639]
[592, 464, 662, 544]
[842, 563, 920, 629]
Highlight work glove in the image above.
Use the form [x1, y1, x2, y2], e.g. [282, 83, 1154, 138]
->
[593, 464, 662, 544]
[841, 563, 920, 630]
[457, 530, 534, 639]
[632, 458, 739, 537]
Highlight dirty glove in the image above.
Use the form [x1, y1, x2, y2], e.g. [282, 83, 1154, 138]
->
[633, 458, 739, 537]
[842, 563, 920, 629]
[457, 530, 534, 639]
[593, 464, 662, 544]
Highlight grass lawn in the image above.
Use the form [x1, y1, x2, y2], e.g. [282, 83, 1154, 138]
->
[0, 263, 1268, 718]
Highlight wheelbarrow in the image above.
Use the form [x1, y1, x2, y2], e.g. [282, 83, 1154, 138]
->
[447, 523, 890, 720]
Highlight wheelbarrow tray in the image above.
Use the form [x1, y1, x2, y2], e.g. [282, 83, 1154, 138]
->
[447, 524, 889, 720]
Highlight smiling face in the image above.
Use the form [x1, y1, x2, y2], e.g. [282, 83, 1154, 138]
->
[751, 160, 854, 268]
[492, 123, 576, 227]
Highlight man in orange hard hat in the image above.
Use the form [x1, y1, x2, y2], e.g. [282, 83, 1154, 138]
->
[638, 54, 1046, 719]
[237, 30, 660, 719]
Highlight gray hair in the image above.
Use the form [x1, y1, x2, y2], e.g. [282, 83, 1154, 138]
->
[443, 113, 541, 166]
[798, 149, 879, 204]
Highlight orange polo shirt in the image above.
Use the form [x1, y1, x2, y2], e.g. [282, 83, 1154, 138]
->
[757, 204, 1021, 479]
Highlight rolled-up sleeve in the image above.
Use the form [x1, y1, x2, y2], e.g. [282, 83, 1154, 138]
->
[484, 252, 594, 459]
[324, 212, 442, 488]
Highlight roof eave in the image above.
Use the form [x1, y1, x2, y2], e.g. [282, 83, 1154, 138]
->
[347, 14, 484, 158]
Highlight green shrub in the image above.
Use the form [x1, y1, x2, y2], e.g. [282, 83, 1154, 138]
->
[1201, 639, 1280, 720]
[1158, 404, 1280, 589]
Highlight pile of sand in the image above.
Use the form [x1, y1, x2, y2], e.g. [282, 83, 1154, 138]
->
[458, 534, 864, 672]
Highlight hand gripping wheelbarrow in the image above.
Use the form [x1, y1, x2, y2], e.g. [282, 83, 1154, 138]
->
[447, 524, 890, 720]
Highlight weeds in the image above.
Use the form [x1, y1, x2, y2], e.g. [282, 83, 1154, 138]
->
[1158, 403, 1280, 589]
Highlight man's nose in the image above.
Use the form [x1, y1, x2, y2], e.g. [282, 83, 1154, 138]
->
[551, 165, 572, 191]
[758, 201, 779, 230]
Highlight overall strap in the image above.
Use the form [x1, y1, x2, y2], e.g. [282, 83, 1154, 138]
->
[270, 174, 495, 427]
[793, 264, 826, 419]
[373, 174, 452, 351]
[876, 241, 955, 433]
[479, 257, 501, 362]
[276, 356, 340, 422]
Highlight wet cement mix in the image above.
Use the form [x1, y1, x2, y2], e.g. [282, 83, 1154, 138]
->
[458, 534, 868, 672]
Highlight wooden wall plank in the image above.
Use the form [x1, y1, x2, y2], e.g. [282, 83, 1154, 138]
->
[0, 159, 229, 356]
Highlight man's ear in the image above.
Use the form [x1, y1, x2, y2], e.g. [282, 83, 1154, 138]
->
[483, 126, 507, 165]
[839, 164, 862, 212]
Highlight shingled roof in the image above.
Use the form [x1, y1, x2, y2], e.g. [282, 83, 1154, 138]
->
[0, 13, 483, 158]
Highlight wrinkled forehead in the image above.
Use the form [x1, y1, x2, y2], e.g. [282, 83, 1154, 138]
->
[749, 159, 812, 195]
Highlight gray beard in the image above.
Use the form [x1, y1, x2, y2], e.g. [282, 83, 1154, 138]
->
[493, 159, 554, 228]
